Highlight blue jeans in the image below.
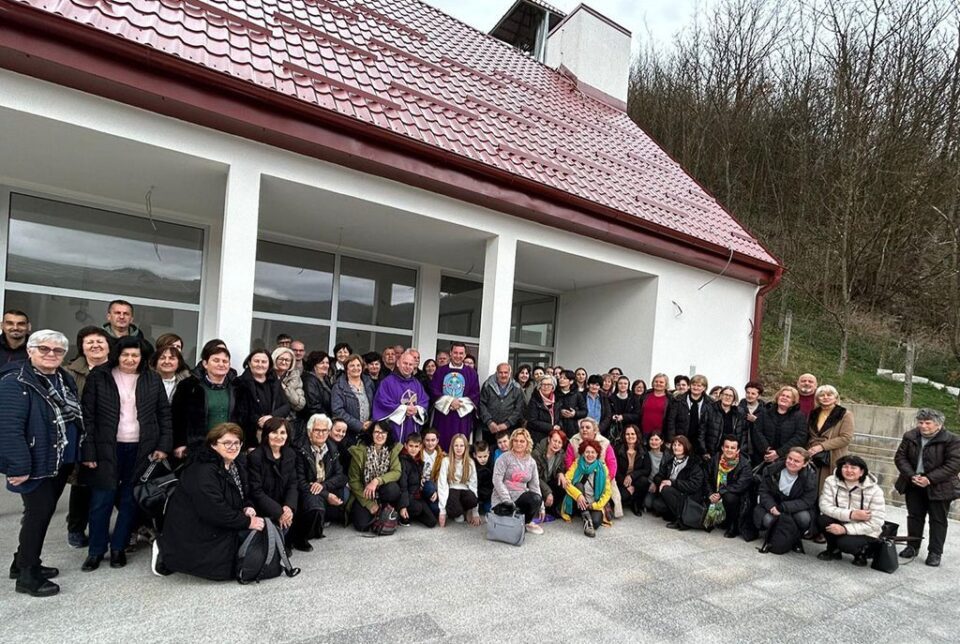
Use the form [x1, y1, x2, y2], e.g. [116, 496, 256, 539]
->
[88, 442, 139, 557]
[422, 480, 440, 516]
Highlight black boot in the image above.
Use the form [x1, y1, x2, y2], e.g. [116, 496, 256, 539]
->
[15, 566, 60, 597]
[9, 555, 58, 580]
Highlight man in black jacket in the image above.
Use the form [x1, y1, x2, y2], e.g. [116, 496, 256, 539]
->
[0, 309, 30, 366]
[894, 408, 960, 567]
[101, 300, 154, 363]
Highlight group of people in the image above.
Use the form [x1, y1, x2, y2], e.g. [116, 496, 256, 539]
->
[1, 305, 959, 598]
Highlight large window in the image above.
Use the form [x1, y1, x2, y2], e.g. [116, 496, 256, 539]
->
[4, 193, 204, 361]
[251, 241, 417, 355]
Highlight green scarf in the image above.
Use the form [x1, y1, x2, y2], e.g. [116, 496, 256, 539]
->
[562, 456, 607, 516]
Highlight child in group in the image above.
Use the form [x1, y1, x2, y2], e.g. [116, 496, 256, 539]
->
[493, 431, 511, 463]
[420, 428, 444, 517]
[437, 434, 481, 527]
[397, 434, 438, 528]
[473, 440, 493, 516]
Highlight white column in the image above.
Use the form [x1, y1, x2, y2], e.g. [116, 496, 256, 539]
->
[478, 234, 516, 379]
[414, 264, 441, 359]
[212, 163, 260, 366]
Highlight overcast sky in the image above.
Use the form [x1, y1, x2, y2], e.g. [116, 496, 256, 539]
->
[423, 0, 715, 51]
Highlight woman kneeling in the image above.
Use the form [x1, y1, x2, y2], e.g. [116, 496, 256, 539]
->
[346, 423, 402, 532]
[561, 438, 611, 537]
[817, 455, 885, 566]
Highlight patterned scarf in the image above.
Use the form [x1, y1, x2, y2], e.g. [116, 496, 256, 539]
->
[34, 368, 83, 467]
[227, 462, 244, 498]
[561, 456, 607, 516]
[716, 456, 739, 490]
[364, 445, 391, 484]
[311, 442, 328, 483]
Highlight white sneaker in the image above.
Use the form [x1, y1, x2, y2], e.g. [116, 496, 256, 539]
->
[150, 541, 171, 577]
[525, 522, 544, 535]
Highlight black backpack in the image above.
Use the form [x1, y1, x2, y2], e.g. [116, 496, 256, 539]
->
[766, 512, 801, 555]
[237, 520, 300, 584]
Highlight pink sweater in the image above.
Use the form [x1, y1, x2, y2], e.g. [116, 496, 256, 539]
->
[564, 434, 617, 479]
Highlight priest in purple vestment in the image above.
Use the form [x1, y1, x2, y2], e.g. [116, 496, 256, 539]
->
[429, 342, 480, 450]
[372, 350, 427, 444]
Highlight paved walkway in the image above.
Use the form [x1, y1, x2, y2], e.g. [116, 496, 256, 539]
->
[0, 492, 956, 643]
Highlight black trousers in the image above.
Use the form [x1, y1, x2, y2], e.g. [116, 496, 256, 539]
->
[620, 476, 651, 511]
[817, 515, 876, 554]
[404, 498, 438, 528]
[654, 485, 688, 521]
[512, 492, 543, 524]
[719, 492, 742, 529]
[544, 481, 565, 517]
[350, 482, 402, 532]
[66, 470, 90, 534]
[444, 488, 478, 520]
[292, 493, 326, 541]
[17, 466, 71, 569]
[905, 486, 951, 555]
[753, 507, 812, 532]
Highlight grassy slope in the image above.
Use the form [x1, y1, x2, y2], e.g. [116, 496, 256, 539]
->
[758, 312, 960, 430]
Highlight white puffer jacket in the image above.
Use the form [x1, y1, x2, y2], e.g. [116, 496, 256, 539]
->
[819, 472, 886, 538]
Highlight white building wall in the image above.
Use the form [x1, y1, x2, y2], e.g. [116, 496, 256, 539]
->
[0, 69, 762, 381]
[555, 277, 657, 377]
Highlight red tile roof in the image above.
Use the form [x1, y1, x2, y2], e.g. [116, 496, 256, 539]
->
[6, 0, 778, 266]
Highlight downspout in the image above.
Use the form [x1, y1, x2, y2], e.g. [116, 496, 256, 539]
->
[750, 266, 784, 379]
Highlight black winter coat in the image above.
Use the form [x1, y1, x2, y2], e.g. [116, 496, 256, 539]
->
[894, 428, 960, 501]
[398, 452, 423, 509]
[705, 406, 748, 458]
[300, 372, 333, 421]
[171, 375, 237, 453]
[80, 366, 172, 489]
[614, 445, 650, 487]
[233, 370, 290, 448]
[0, 333, 27, 366]
[608, 394, 639, 429]
[751, 403, 807, 462]
[525, 390, 562, 443]
[159, 447, 250, 581]
[247, 444, 298, 521]
[293, 436, 347, 505]
[556, 388, 587, 435]
[665, 394, 720, 455]
[705, 454, 753, 497]
[758, 462, 818, 515]
[652, 455, 704, 497]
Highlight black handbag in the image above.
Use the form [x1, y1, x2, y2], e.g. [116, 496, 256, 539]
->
[680, 498, 706, 529]
[811, 450, 831, 469]
[133, 458, 178, 519]
[871, 538, 899, 574]
[237, 520, 300, 584]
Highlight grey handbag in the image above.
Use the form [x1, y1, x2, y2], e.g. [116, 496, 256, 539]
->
[486, 504, 526, 546]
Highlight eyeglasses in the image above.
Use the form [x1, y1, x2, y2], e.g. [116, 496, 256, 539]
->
[310, 428, 330, 434]
[216, 440, 242, 449]
[33, 346, 66, 356]
[372, 429, 387, 436]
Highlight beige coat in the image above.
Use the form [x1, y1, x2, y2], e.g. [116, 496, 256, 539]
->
[808, 405, 854, 490]
[819, 473, 885, 539]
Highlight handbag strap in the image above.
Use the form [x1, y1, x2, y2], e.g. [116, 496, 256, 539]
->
[264, 520, 300, 577]
[139, 458, 173, 484]
[236, 530, 260, 585]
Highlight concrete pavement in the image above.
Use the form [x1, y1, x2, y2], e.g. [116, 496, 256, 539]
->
[0, 491, 956, 643]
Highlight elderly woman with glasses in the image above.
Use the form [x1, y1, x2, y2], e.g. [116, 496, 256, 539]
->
[291, 414, 346, 549]
[154, 422, 265, 579]
[525, 374, 563, 446]
[1, 330, 83, 597]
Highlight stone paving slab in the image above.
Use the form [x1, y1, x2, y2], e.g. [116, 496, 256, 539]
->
[0, 492, 957, 643]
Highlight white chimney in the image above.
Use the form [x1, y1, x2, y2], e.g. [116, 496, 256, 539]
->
[544, 4, 632, 111]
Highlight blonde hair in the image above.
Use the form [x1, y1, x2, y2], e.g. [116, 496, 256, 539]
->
[445, 434, 473, 484]
[509, 428, 534, 457]
[775, 386, 800, 406]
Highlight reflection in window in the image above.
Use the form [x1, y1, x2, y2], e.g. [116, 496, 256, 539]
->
[439, 276, 482, 338]
[250, 318, 330, 355]
[510, 350, 553, 371]
[254, 242, 334, 318]
[7, 193, 203, 303]
[338, 256, 416, 329]
[511, 290, 556, 347]
[4, 290, 200, 363]
[337, 329, 412, 355]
